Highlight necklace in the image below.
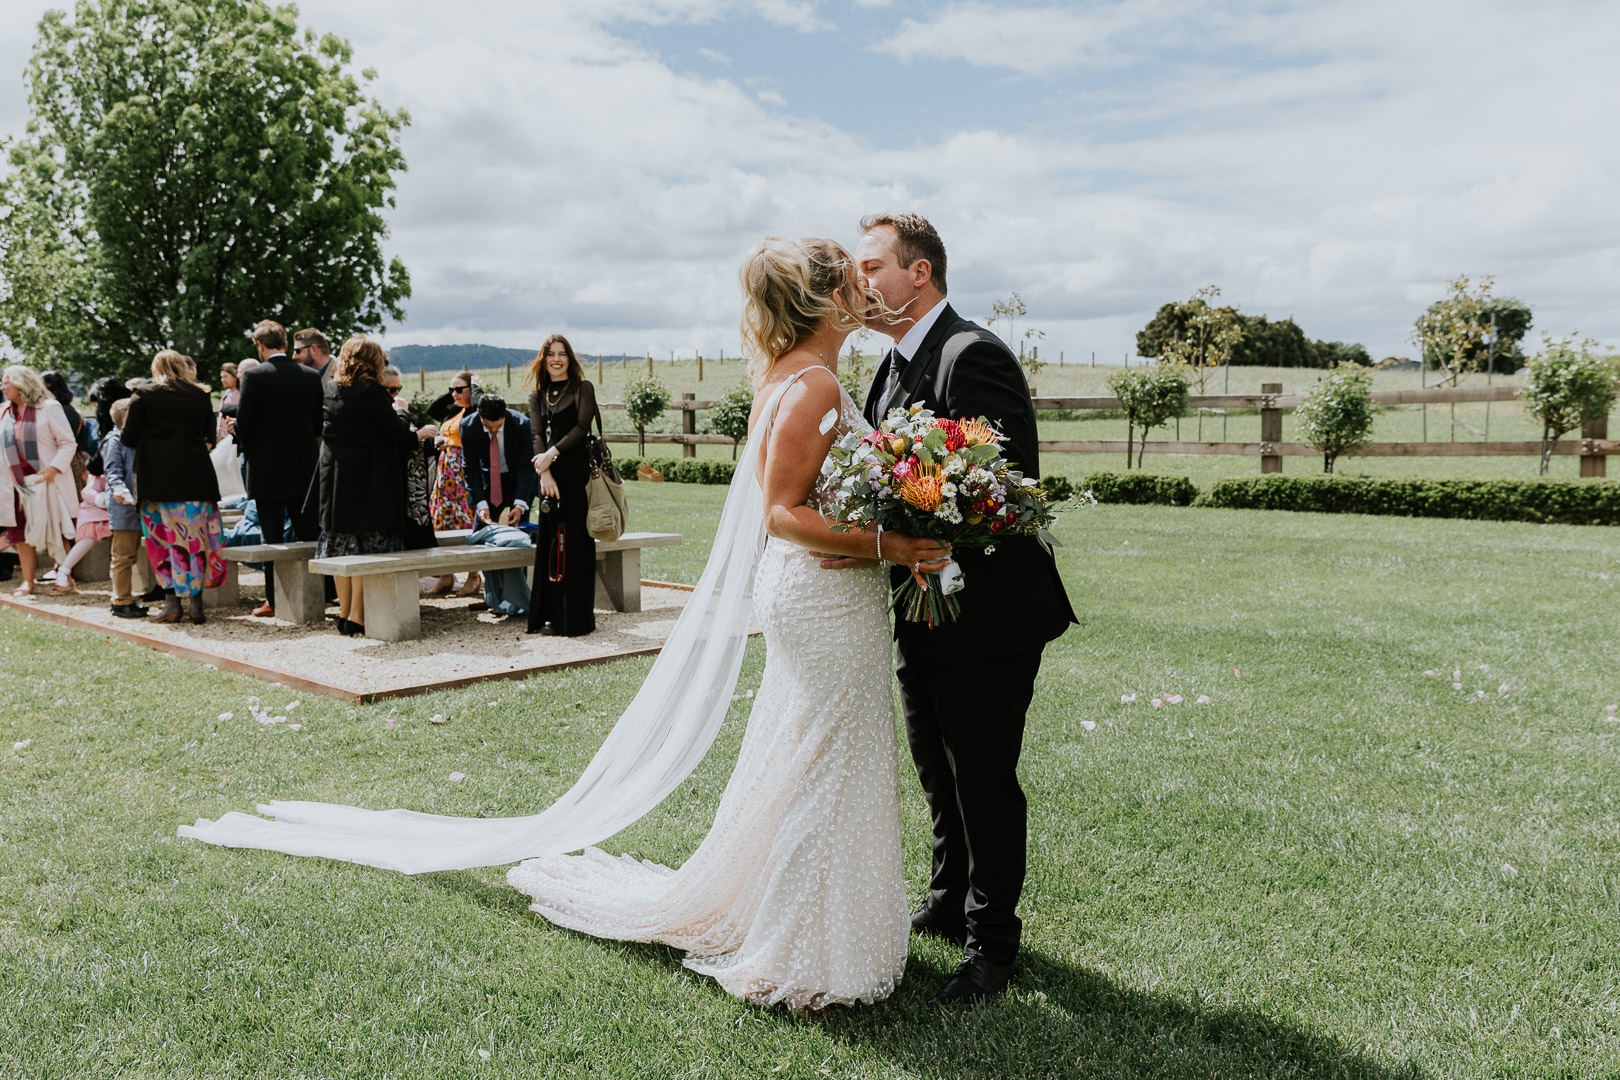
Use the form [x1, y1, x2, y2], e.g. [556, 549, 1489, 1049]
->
[544, 380, 566, 407]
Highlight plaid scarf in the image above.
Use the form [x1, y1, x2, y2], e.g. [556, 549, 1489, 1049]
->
[0, 403, 38, 484]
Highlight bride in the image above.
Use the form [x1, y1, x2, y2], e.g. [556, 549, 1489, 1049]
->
[180, 236, 950, 1011]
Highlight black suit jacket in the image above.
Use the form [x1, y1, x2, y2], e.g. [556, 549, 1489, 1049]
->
[459, 409, 540, 513]
[234, 355, 324, 500]
[863, 303, 1077, 656]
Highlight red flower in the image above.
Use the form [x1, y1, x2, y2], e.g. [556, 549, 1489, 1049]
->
[933, 417, 966, 452]
[972, 499, 988, 514]
[990, 519, 1005, 533]
[1004, 510, 1017, 523]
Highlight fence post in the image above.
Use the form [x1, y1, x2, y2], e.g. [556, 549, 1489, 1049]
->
[597, 355, 603, 385]
[647, 354, 653, 378]
[681, 392, 696, 459]
[697, 353, 703, 381]
[505, 363, 511, 387]
[1582, 417, 1609, 478]
[1260, 382, 1283, 474]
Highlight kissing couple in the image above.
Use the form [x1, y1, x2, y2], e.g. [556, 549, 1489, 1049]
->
[180, 212, 1076, 1011]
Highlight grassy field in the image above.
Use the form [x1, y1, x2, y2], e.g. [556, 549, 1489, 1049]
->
[440, 358, 1618, 487]
[3, 483, 1619, 1078]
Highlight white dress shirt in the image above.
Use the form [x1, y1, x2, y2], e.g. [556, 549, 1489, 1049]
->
[893, 298, 949, 362]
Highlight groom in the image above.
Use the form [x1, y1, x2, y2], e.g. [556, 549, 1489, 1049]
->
[831, 213, 1076, 1005]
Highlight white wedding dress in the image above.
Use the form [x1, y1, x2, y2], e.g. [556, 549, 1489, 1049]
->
[510, 374, 906, 1010]
[179, 366, 907, 1010]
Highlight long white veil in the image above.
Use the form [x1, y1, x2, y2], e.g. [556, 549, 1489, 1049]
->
[178, 376, 801, 874]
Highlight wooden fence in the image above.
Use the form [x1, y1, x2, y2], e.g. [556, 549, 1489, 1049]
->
[597, 384, 1614, 477]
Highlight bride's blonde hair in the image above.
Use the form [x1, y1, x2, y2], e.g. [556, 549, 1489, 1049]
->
[739, 237, 878, 387]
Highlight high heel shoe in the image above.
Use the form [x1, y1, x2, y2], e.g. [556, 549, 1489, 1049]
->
[337, 617, 365, 637]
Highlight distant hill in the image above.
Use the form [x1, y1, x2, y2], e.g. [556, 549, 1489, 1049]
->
[388, 344, 538, 372]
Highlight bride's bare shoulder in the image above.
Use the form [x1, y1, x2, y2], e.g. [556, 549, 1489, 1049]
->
[751, 365, 841, 430]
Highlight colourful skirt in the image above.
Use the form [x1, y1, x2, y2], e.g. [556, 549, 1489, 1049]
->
[430, 445, 474, 531]
[140, 500, 226, 598]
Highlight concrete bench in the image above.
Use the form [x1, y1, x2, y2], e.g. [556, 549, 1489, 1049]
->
[308, 531, 682, 641]
[220, 542, 320, 622]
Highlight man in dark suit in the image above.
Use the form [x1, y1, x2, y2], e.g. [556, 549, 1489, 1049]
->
[838, 212, 1077, 1005]
[233, 319, 324, 617]
[459, 395, 537, 527]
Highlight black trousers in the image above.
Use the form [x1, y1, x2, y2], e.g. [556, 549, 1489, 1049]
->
[256, 497, 316, 608]
[896, 641, 1044, 966]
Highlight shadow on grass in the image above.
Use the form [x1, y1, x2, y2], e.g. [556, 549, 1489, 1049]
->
[819, 948, 1421, 1080]
[427, 872, 1417, 1080]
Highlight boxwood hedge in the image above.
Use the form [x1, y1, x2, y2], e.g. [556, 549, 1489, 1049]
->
[1198, 475, 1620, 526]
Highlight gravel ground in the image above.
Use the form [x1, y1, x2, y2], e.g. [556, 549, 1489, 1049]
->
[5, 568, 694, 697]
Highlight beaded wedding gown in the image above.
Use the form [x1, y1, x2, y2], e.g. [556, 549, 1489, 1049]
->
[509, 369, 908, 1011]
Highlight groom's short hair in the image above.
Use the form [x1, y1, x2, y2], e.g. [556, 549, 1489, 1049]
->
[860, 213, 947, 295]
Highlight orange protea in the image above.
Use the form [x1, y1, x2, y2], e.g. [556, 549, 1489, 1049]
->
[898, 462, 944, 511]
[960, 418, 1001, 446]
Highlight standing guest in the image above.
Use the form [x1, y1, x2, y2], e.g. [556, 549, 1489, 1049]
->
[100, 397, 146, 618]
[0, 365, 79, 596]
[460, 393, 536, 530]
[84, 376, 133, 478]
[121, 350, 224, 624]
[526, 334, 599, 637]
[293, 328, 336, 390]
[41, 370, 92, 495]
[425, 370, 482, 596]
[216, 363, 241, 443]
[234, 319, 322, 618]
[381, 364, 439, 551]
[309, 338, 418, 636]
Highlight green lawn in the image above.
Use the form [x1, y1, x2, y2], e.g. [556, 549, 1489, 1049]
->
[3, 484, 1618, 1078]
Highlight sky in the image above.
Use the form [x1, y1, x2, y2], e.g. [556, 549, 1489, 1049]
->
[2, 0, 1618, 364]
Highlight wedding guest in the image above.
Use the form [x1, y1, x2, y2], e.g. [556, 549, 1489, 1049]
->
[217, 362, 241, 443]
[425, 370, 482, 597]
[41, 370, 92, 493]
[84, 376, 132, 478]
[526, 334, 599, 637]
[0, 365, 79, 596]
[234, 319, 322, 617]
[293, 328, 336, 390]
[461, 394, 536, 530]
[381, 363, 439, 552]
[45, 471, 111, 595]
[100, 397, 146, 618]
[121, 350, 224, 624]
[309, 338, 418, 636]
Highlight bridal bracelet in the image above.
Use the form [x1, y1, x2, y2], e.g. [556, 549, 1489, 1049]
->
[876, 523, 884, 563]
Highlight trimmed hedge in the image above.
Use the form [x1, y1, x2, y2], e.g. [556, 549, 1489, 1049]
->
[616, 456, 736, 485]
[1043, 471, 1198, 507]
[1198, 476, 1620, 526]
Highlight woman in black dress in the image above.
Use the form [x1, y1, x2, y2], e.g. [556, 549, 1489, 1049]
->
[526, 334, 597, 637]
[308, 337, 418, 636]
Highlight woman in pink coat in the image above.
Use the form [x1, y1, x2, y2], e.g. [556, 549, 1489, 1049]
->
[0, 365, 78, 596]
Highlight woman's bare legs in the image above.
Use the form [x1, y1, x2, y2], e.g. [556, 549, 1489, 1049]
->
[14, 543, 36, 595]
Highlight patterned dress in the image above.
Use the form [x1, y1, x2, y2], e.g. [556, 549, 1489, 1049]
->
[429, 406, 474, 531]
[140, 500, 226, 598]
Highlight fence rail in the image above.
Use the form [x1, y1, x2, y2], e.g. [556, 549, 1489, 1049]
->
[592, 384, 1610, 477]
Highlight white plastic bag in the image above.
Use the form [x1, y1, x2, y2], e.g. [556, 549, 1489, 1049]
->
[211, 434, 245, 498]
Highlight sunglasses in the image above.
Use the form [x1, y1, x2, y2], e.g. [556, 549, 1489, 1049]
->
[385, 386, 401, 396]
[450, 384, 469, 393]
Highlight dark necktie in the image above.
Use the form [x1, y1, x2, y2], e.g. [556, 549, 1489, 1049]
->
[489, 431, 503, 508]
[878, 349, 908, 416]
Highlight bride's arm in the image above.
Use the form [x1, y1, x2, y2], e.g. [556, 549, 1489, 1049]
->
[760, 375, 949, 567]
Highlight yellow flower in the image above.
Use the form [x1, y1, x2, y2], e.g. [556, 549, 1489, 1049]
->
[960, 418, 1000, 446]
[898, 462, 944, 511]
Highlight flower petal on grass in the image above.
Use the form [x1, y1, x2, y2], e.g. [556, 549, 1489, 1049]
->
[1120, 693, 1136, 704]
[1452, 683, 1463, 691]
[54, 698, 66, 706]
[1423, 670, 1438, 678]
[218, 712, 233, 721]
[288, 723, 302, 731]
[286, 702, 299, 711]
[1499, 684, 1511, 694]
[1607, 705, 1618, 715]
[1080, 720, 1097, 731]
[1165, 694, 1183, 705]
[11, 739, 30, 751]
[1196, 695, 1211, 704]
[429, 714, 447, 724]
[448, 771, 466, 783]
[1500, 862, 1518, 879]
[1151, 698, 1163, 709]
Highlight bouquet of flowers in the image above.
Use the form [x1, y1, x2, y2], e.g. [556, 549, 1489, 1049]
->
[826, 405, 1082, 627]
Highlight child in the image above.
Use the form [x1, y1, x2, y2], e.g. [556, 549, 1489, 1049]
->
[99, 397, 145, 618]
[45, 472, 111, 595]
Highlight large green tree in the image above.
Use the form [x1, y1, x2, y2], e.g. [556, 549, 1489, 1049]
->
[1136, 303, 1370, 369]
[1413, 276, 1532, 379]
[0, 0, 410, 379]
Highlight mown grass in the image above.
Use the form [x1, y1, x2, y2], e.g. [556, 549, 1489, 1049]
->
[3, 484, 1618, 1078]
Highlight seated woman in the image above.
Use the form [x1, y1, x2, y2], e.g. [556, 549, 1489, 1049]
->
[121, 350, 225, 624]
[308, 337, 418, 636]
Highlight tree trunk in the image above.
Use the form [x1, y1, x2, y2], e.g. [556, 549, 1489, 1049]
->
[1125, 420, 1134, 469]
[638, 427, 646, 456]
[1539, 423, 1552, 476]
[1324, 452, 1334, 474]
[731, 439, 738, 460]
[1137, 427, 1147, 469]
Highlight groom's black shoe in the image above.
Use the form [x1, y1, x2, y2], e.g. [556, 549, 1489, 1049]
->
[910, 905, 968, 947]
[932, 949, 1014, 1007]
